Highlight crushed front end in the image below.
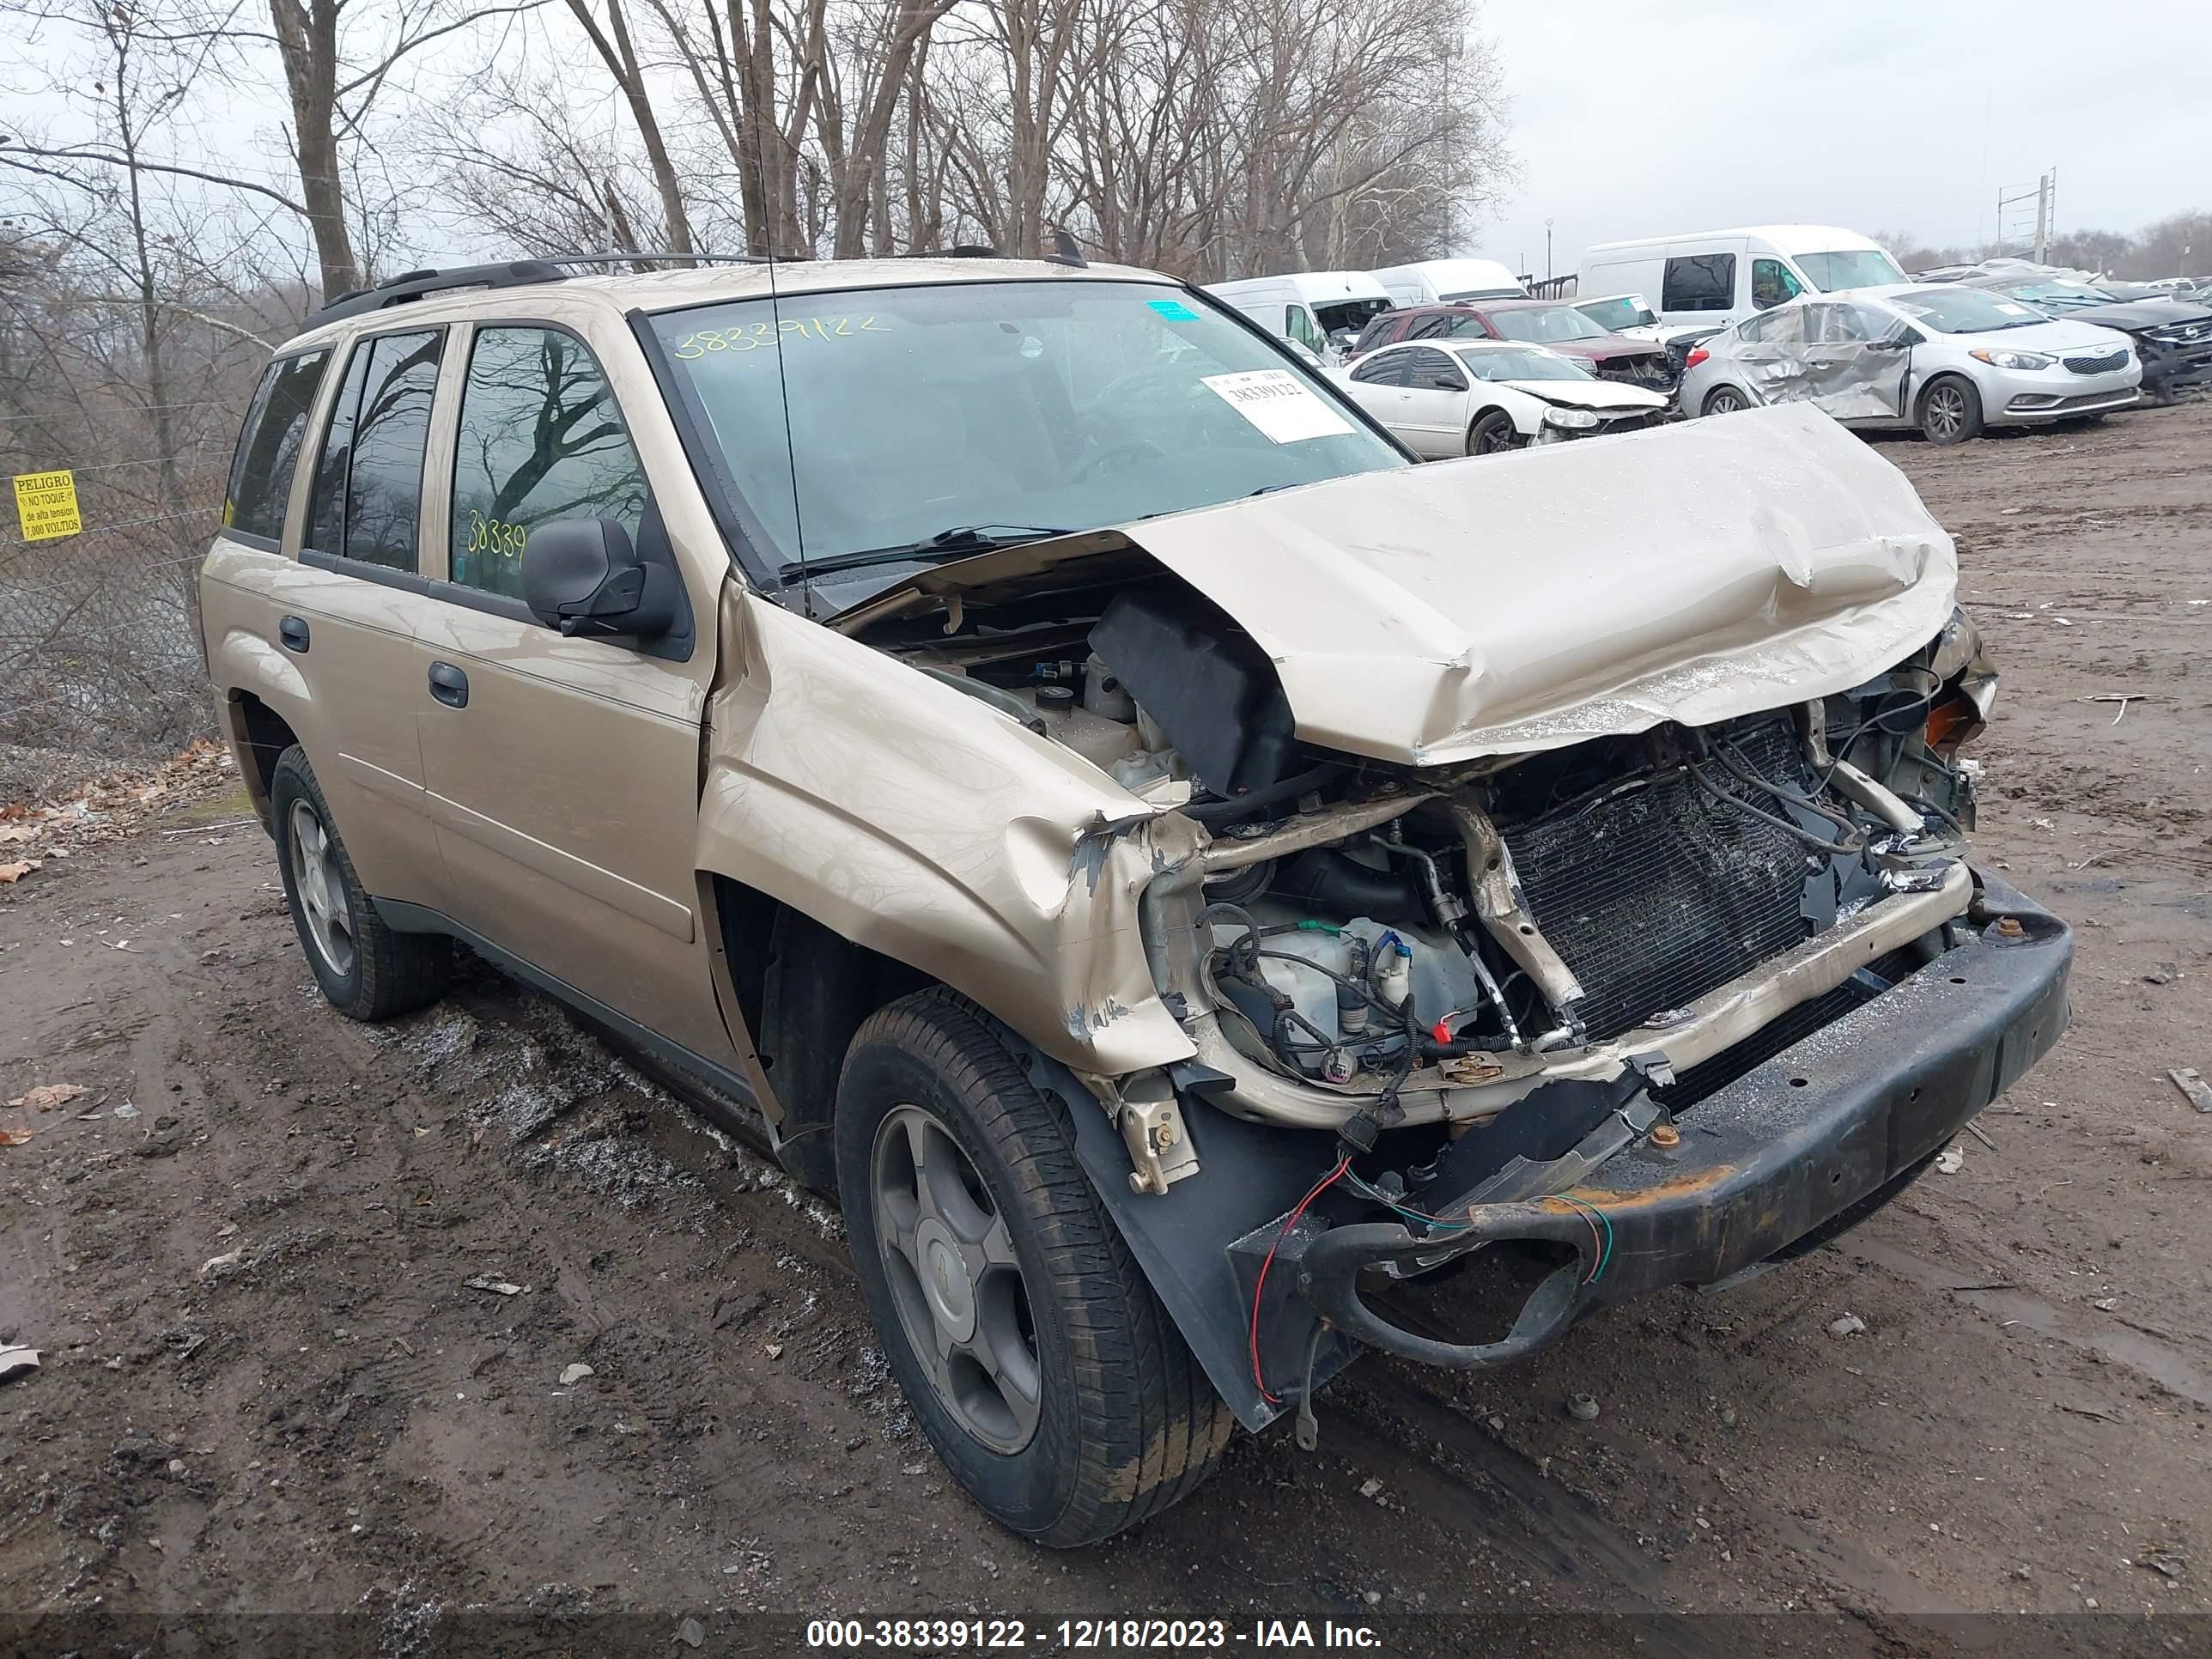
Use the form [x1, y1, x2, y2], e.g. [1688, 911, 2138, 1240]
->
[1125, 610, 2068, 1418]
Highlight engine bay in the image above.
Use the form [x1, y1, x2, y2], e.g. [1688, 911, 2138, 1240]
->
[860, 567, 1995, 1129]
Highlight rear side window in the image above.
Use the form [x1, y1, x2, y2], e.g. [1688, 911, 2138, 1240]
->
[306, 329, 444, 572]
[1738, 308, 1804, 345]
[224, 350, 329, 544]
[448, 327, 648, 601]
[1349, 351, 1406, 386]
[1662, 253, 1736, 313]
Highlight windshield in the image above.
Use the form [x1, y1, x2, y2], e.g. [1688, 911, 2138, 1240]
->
[1486, 305, 1607, 343]
[1574, 296, 1653, 331]
[1997, 280, 2109, 306]
[1886, 288, 2050, 334]
[1459, 348, 1592, 382]
[1795, 249, 1906, 291]
[650, 280, 1404, 603]
[1315, 296, 1393, 335]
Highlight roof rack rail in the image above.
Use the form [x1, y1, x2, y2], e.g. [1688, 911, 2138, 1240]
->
[305, 252, 773, 328]
[307, 261, 569, 328]
[541, 252, 775, 266]
[900, 237, 1090, 270]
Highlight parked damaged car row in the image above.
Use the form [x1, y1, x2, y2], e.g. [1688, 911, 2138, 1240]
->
[205, 252, 2071, 1548]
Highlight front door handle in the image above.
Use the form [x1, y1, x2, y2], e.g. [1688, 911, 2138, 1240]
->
[428, 660, 469, 708]
[278, 616, 310, 653]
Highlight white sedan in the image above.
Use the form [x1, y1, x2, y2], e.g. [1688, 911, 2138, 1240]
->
[1333, 339, 1673, 458]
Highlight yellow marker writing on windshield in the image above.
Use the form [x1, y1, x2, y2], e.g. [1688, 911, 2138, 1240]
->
[671, 315, 887, 361]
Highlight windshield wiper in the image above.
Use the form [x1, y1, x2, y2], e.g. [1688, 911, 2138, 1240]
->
[780, 524, 1075, 580]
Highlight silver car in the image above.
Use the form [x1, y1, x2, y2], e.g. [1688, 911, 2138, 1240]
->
[1677, 283, 2141, 445]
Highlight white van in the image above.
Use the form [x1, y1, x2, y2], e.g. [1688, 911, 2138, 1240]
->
[1368, 258, 1528, 309]
[1577, 227, 1906, 331]
[1204, 271, 1395, 361]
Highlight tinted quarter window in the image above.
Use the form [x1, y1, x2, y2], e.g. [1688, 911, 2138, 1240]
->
[1349, 351, 1405, 386]
[225, 349, 329, 543]
[1662, 253, 1736, 313]
[306, 344, 372, 557]
[306, 329, 442, 572]
[449, 327, 647, 600]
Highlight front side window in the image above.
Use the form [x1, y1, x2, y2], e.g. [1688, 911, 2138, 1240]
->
[1662, 253, 1736, 312]
[649, 280, 1406, 606]
[1794, 249, 1906, 291]
[1404, 347, 1467, 392]
[448, 327, 649, 600]
[1284, 304, 1324, 351]
[226, 349, 330, 544]
[1751, 258, 1804, 309]
[1485, 306, 1607, 344]
[306, 329, 443, 572]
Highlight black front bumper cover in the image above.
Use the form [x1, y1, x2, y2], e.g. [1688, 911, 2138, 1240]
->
[1290, 870, 2071, 1370]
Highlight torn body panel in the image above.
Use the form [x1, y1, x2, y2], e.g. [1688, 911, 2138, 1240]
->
[696, 586, 1201, 1083]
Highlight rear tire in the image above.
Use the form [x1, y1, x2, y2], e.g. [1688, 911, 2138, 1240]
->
[836, 988, 1231, 1547]
[1468, 409, 1521, 455]
[1917, 375, 1984, 445]
[1701, 385, 1749, 416]
[270, 745, 449, 1020]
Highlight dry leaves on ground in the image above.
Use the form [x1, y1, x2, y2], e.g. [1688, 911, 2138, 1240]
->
[9, 1084, 88, 1111]
[0, 861, 38, 884]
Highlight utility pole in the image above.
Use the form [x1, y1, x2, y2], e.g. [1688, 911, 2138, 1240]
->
[2033, 170, 2051, 264]
[1545, 217, 1553, 282]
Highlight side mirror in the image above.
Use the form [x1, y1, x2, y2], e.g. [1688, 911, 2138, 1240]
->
[521, 519, 681, 641]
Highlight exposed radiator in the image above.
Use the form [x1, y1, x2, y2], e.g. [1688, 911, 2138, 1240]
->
[1501, 720, 1817, 1043]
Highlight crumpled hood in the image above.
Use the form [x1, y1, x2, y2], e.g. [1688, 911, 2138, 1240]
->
[1108, 403, 1956, 764]
[2052, 298, 2212, 332]
[1510, 378, 1669, 411]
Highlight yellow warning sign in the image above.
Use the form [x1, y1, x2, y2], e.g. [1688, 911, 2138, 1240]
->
[13, 470, 82, 543]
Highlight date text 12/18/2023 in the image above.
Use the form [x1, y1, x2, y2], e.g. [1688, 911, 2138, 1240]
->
[803, 1619, 1383, 1650]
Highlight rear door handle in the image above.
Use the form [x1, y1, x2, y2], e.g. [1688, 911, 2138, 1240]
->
[278, 616, 309, 653]
[428, 660, 469, 708]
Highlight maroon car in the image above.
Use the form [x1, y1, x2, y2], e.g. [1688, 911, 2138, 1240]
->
[1353, 300, 1675, 388]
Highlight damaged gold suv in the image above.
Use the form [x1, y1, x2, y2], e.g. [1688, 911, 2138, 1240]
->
[204, 254, 2070, 1547]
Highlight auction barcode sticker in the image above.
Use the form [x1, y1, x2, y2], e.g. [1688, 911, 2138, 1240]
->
[13, 470, 82, 543]
[1201, 369, 1353, 444]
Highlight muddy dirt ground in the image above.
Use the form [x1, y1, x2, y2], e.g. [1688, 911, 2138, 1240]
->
[4, 401, 2209, 1659]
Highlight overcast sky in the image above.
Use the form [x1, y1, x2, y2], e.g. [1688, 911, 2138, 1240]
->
[1479, 0, 2212, 278]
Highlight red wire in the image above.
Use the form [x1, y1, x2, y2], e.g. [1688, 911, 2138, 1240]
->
[1249, 1156, 1351, 1406]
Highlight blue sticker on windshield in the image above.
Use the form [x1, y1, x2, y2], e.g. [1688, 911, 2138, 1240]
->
[1147, 299, 1200, 321]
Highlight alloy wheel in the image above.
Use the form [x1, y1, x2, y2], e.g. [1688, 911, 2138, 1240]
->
[1925, 385, 1966, 440]
[871, 1103, 1042, 1454]
[288, 799, 356, 980]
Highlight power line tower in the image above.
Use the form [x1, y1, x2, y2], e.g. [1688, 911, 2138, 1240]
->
[1996, 170, 2056, 261]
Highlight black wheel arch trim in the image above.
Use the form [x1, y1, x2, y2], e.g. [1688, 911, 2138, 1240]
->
[1011, 1041, 1353, 1433]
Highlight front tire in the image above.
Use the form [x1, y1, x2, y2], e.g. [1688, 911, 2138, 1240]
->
[836, 989, 1231, 1547]
[270, 745, 449, 1020]
[1467, 409, 1521, 455]
[1917, 375, 1984, 445]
